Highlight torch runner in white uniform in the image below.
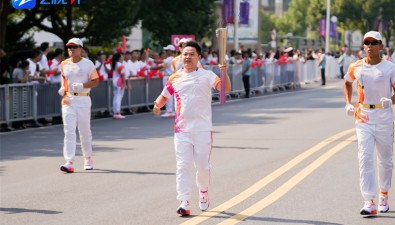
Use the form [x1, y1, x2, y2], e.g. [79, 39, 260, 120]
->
[153, 41, 231, 216]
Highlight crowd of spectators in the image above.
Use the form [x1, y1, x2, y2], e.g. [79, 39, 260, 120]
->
[1, 42, 395, 86]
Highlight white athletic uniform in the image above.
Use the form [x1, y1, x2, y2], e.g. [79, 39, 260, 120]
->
[123, 60, 132, 78]
[345, 58, 395, 201]
[40, 54, 50, 71]
[162, 56, 175, 114]
[60, 57, 98, 162]
[49, 58, 61, 84]
[112, 62, 126, 115]
[27, 58, 42, 84]
[161, 67, 221, 201]
[129, 60, 140, 76]
[95, 60, 109, 81]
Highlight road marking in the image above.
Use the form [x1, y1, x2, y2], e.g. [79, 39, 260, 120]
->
[180, 128, 355, 225]
[218, 134, 357, 225]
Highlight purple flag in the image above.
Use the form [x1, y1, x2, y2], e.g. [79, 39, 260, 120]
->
[239, 1, 249, 25]
[330, 22, 337, 38]
[319, 19, 326, 37]
[222, 0, 234, 25]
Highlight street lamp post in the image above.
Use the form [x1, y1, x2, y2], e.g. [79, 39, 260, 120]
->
[234, 0, 239, 51]
[325, 0, 330, 53]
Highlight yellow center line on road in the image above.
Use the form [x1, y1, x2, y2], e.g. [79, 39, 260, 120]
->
[218, 134, 357, 225]
[181, 128, 355, 225]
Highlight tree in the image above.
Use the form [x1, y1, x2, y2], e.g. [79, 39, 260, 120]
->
[332, 0, 395, 47]
[259, 9, 276, 44]
[2, 0, 142, 51]
[274, 0, 311, 37]
[137, 0, 216, 46]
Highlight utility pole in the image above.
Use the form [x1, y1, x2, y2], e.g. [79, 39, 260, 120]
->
[257, 0, 262, 51]
[234, 0, 239, 51]
[325, 0, 330, 53]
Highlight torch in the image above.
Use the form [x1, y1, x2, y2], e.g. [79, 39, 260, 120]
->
[216, 28, 227, 104]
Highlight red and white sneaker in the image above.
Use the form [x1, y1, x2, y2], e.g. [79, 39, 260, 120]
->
[199, 189, 210, 211]
[378, 194, 389, 213]
[84, 157, 93, 170]
[176, 200, 190, 216]
[113, 114, 125, 120]
[60, 161, 74, 173]
[360, 200, 377, 216]
[161, 112, 175, 118]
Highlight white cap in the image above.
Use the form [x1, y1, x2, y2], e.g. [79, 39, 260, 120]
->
[178, 38, 190, 46]
[66, 38, 83, 47]
[363, 31, 382, 41]
[163, 44, 175, 51]
[284, 47, 293, 52]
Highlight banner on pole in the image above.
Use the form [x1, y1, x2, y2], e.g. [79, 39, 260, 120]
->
[171, 35, 195, 51]
[222, 0, 234, 25]
[239, 1, 250, 25]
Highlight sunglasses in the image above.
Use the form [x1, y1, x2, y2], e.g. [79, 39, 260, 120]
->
[67, 45, 80, 49]
[363, 40, 381, 46]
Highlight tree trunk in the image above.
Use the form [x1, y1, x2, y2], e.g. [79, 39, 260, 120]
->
[0, 1, 10, 48]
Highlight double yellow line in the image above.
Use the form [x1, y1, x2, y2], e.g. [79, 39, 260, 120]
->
[181, 128, 356, 225]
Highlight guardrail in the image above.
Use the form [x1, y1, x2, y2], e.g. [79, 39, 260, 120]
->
[0, 59, 342, 129]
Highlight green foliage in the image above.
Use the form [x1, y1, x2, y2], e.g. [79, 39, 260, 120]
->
[332, 0, 395, 46]
[5, 0, 142, 48]
[137, 0, 216, 46]
[270, 0, 395, 47]
[259, 10, 275, 44]
[275, 0, 311, 37]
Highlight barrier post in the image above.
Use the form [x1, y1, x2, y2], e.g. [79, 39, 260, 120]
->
[4, 85, 11, 128]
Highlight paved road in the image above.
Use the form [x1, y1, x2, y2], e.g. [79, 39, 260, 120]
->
[1, 80, 394, 225]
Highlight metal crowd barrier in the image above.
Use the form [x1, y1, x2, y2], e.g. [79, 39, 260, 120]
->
[1, 60, 338, 129]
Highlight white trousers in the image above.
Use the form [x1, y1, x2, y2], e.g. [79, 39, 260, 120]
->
[162, 76, 174, 113]
[174, 131, 212, 201]
[113, 86, 125, 114]
[356, 122, 394, 200]
[62, 104, 92, 162]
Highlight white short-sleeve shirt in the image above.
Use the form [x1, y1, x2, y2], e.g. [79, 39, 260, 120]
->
[161, 68, 221, 132]
[49, 58, 62, 84]
[345, 59, 395, 124]
[95, 60, 109, 81]
[60, 57, 98, 107]
[163, 56, 174, 76]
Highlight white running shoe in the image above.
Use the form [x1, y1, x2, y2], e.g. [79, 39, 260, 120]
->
[199, 190, 210, 211]
[60, 161, 74, 173]
[84, 157, 93, 170]
[113, 114, 125, 120]
[360, 200, 377, 216]
[176, 200, 190, 216]
[161, 112, 175, 118]
[378, 194, 389, 213]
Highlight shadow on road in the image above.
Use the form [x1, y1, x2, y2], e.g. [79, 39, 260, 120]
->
[92, 168, 175, 176]
[0, 207, 62, 215]
[184, 210, 342, 224]
[1, 84, 346, 162]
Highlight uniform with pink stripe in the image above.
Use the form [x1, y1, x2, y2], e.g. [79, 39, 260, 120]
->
[161, 67, 221, 133]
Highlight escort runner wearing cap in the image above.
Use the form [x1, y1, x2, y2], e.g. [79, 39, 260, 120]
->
[66, 38, 83, 47]
[344, 31, 395, 216]
[59, 37, 99, 173]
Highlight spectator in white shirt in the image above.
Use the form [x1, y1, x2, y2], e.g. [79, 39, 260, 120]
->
[27, 49, 46, 84]
[129, 50, 141, 76]
[48, 48, 64, 84]
[123, 51, 133, 78]
[95, 51, 110, 81]
[39, 42, 50, 73]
